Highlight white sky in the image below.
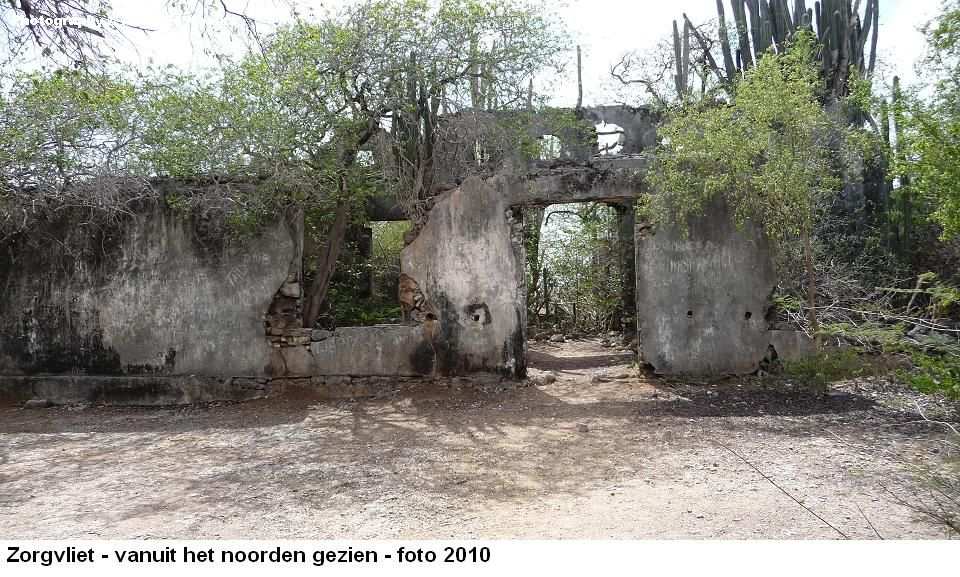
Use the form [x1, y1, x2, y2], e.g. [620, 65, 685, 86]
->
[88, 0, 943, 103]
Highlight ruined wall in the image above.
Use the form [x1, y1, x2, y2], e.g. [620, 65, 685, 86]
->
[636, 200, 776, 375]
[400, 176, 526, 378]
[0, 195, 298, 377]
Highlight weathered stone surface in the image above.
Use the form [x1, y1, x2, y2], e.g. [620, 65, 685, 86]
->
[401, 176, 526, 378]
[279, 282, 301, 298]
[0, 191, 299, 377]
[310, 325, 431, 377]
[0, 375, 272, 406]
[280, 346, 315, 376]
[311, 329, 333, 342]
[636, 199, 776, 375]
[769, 330, 816, 361]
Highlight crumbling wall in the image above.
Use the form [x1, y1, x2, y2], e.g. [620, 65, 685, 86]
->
[0, 194, 297, 377]
[635, 199, 776, 375]
[400, 176, 526, 378]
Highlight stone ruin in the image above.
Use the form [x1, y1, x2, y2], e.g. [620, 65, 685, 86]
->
[0, 105, 805, 405]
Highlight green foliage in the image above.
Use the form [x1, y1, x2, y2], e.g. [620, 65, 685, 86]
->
[370, 220, 411, 301]
[324, 221, 411, 327]
[900, 352, 960, 400]
[782, 348, 874, 388]
[0, 69, 139, 188]
[927, 277, 960, 317]
[534, 203, 624, 333]
[648, 31, 840, 247]
[773, 294, 803, 314]
[893, 1, 960, 240]
[812, 316, 960, 399]
[820, 321, 908, 350]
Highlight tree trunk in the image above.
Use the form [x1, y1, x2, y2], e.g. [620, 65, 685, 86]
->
[525, 207, 545, 327]
[615, 202, 636, 334]
[302, 190, 350, 329]
[803, 230, 820, 347]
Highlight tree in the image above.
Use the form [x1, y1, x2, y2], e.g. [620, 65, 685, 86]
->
[648, 31, 841, 340]
[0, 1, 261, 69]
[138, 0, 567, 328]
[0, 68, 143, 241]
[897, 1, 960, 240]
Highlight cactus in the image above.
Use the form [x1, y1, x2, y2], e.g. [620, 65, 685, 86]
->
[693, 0, 880, 99]
[672, 18, 693, 97]
[716, 0, 737, 80]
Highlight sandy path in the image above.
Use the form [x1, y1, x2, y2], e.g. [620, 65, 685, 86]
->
[1, 339, 956, 539]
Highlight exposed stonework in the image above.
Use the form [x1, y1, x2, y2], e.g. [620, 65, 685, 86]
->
[769, 330, 817, 362]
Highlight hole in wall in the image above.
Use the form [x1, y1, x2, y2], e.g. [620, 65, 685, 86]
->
[465, 303, 492, 326]
[315, 220, 412, 327]
[539, 134, 562, 160]
[744, 311, 752, 320]
[687, 310, 693, 317]
[596, 122, 624, 155]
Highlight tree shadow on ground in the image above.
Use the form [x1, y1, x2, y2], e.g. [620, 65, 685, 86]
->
[527, 349, 633, 372]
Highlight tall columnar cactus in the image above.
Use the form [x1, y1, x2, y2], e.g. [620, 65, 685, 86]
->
[690, 0, 879, 100]
[672, 18, 692, 97]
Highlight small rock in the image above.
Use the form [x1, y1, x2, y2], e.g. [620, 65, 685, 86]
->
[542, 372, 558, 384]
[23, 398, 51, 409]
[590, 375, 609, 383]
[600, 338, 611, 347]
[549, 334, 565, 343]
[576, 423, 590, 433]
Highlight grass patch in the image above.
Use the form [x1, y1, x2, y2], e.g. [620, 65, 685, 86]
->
[782, 348, 876, 389]
[898, 352, 960, 400]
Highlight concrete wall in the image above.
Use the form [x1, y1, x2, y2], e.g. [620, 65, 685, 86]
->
[309, 325, 433, 377]
[0, 197, 297, 377]
[401, 176, 526, 378]
[636, 200, 776, 375]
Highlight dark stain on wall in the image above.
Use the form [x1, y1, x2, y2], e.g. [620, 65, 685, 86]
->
[410, 339, 436, 376]
[0, 185, 291, 377]
[431, 294, 462, 376]
[507, 308, 526, 378]
[0, 206, 131, 375]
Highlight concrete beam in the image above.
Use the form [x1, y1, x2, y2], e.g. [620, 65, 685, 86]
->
[495, 155, 650, 207]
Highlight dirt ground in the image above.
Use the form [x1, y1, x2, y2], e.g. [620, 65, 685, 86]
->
[1, 338, 958, 539]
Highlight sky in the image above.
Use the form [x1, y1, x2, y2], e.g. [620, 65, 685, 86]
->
[95, 0, 943, 105]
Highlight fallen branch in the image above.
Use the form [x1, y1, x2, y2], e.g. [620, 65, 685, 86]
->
[856, 502, 884, 539]
[913, 400, 960, 437]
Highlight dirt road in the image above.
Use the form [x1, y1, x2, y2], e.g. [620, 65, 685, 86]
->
[1, 339, 957, 539]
